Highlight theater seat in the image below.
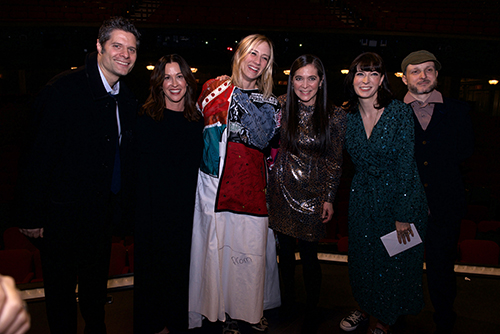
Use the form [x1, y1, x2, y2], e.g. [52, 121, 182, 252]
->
[108, 243, 128, 277]
[464, 204, 489, 223]
[3, 227, 38, 253]
[31, 248, 44, 282]
[127, 243, 134, 273]
[458, 219, 477, 243]
[337, 216, 348, 239]
[459, 240, 499, 265]
[0, 249, 34, 284]
[477, 220, 500, 233]
[337, 236, 348, 254]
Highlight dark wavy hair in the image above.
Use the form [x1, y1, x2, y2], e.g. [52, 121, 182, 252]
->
[343, 52, 393, 111]
[98, 16, 141, 48]
[284, 54, 331, 155]
[140, 54, 200, 122]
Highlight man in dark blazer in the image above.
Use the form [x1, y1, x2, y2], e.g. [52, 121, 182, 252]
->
[17, 17, 140, 334]
[401, 50, 474, 334]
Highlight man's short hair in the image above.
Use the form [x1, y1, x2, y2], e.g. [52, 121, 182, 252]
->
[98, 16, 141, 48]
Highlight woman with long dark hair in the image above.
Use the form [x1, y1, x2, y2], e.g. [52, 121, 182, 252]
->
[339, 52, 427, 334]
[267, 54, 346, 332]
[134, 54, 203, 334]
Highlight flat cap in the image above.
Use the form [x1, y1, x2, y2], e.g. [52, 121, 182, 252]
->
[401, 50, 441, 73]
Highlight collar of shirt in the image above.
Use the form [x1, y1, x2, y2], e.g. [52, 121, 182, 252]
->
[405, 90, 443, 130]
[98, 64, 122, 142]
[98, 65, 120, 96]
[404, 89, 443, 106]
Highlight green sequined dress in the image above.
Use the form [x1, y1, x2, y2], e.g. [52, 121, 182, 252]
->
[345, 99, 428, 325]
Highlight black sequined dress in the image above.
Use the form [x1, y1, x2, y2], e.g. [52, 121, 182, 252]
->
[268, 95, 347, 242]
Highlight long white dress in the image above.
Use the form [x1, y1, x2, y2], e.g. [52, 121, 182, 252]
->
[188, 79, 281, 328]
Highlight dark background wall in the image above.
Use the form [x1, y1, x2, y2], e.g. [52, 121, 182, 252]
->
[1, 0, 499, 105]
[1, 0, 500, 236]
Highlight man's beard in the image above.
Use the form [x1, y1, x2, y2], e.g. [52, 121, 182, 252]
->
[408, 79, 438, 95]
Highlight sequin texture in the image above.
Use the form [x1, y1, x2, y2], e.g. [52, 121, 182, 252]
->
[345, 99, 428, 325]
[268, 95, 347, 242]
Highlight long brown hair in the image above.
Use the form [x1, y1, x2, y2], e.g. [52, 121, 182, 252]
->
[140, 54, 200, 122]
[284, 54, 331, 155]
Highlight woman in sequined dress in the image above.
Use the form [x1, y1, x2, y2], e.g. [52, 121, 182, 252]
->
[267, 54, 347, 331]
[339, 52, 428, 334]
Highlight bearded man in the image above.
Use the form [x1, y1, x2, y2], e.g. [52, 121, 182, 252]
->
[401, 50, 474, 334]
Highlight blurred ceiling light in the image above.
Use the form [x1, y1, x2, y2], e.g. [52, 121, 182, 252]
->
[146, 65, 155, 71]
[489, 79, 498, 85]
[283, 70, 290, 75]
[71, 67, 77, 70]
[191, 67, 198, 73]
[395, 72, 403, 78]
[341, 69, 349, 75]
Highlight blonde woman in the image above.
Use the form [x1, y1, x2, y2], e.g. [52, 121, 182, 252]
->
[188, 34, 281, 334]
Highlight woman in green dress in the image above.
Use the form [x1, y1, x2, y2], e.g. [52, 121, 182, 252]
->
[339, 52, 428, 334]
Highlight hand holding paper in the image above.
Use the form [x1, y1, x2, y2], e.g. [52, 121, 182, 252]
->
[396, 221, 413, 244]
[380, 223, 422, 257]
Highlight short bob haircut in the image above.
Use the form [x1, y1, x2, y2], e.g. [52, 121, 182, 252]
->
[231, 34, 274, 98]
[140, 54, 200, 122]
[284, 54, 331, 155]
[343, 52, 393, 111]
[98, 16, 141, 48]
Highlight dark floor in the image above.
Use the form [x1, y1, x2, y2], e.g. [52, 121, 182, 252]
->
[25, 262, 500, 334]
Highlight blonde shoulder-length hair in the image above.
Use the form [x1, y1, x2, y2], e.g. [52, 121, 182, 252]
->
[231, 34, 274, 98]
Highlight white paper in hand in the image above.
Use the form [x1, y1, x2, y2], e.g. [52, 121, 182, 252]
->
[380, 223, 422, 257]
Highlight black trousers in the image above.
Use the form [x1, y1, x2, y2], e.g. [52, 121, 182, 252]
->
[41, 233, 111, 334]
[277, 232, 321, 311]
[425, 214, 461, 333]
[38, 195, 116, 334]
